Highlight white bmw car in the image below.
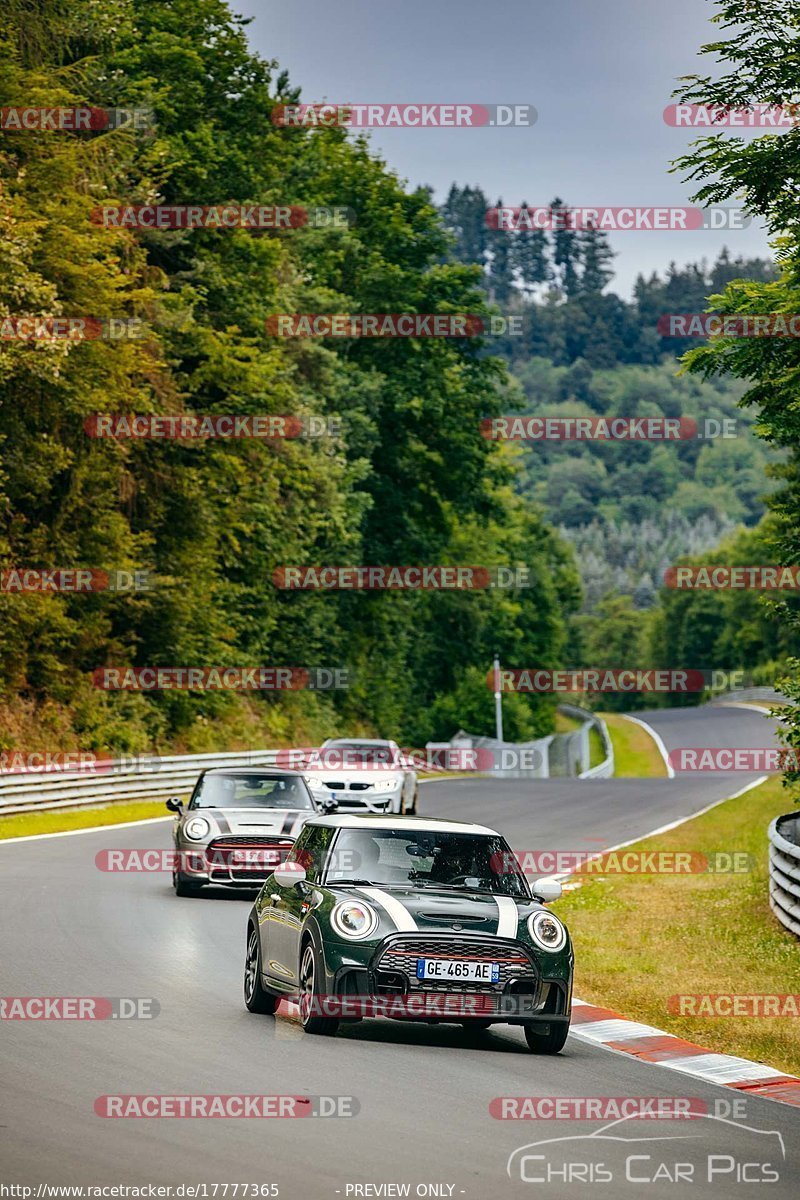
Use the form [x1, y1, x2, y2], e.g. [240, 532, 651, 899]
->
[304, 738, 418, 815]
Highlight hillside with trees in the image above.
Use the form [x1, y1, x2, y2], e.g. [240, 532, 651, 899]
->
[0, 0, 579, 753]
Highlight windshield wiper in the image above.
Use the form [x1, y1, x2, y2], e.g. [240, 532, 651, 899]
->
[327, 878, 376, 887]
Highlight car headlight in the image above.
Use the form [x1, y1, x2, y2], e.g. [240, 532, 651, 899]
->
[304, 776, 326, 790]
[371, 777, 401, 793]
[528, 910, 567, 952]
[330, 900, 379, 940]
[183, 816, 211, 841]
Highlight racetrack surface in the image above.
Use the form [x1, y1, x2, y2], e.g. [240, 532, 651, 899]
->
[1, 705, 797, 1198]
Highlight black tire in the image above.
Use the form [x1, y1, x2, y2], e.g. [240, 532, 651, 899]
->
[298, 941, 339, 1036]
[173, 866, 203, 897]
[524, 1022, 569, 1055]
[244, 925, 278, 1014]
[410, 788, 419, 815]
[460, 1019, 492, 1039]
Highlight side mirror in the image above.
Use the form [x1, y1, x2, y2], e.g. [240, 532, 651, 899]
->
[321, 797, 339, 813]
[532, 877, 562, 903]
[166, 797, 183, 813]
[274, 863, 307, 888]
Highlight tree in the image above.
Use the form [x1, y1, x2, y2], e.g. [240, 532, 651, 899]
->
[671, 0, 800, 786]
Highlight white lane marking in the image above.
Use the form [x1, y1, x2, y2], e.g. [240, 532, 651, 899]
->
[0, 815, 173, 845]
[571, 1018, 667, 1042]
[618, 713, 675, 778]
[494, 894, 519, 938]
[657, 1054, 793, 1084]
[356, 887, 418, 931]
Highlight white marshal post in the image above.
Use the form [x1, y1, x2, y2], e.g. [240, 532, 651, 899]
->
[493, 653, 504, 743]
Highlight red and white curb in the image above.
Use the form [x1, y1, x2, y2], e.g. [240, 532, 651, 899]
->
[571, 998, 800, 1108]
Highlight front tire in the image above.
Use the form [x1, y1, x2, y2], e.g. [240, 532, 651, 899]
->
[524, 1022, 569, 1055]
[409, 787, 419, 814]
[244, 926, 278, 1014]
[173, 866, 203, 897]
[299, 941, 339, 1036]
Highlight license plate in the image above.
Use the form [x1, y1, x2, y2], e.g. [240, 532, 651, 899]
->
[416, 958, 499, 983]
[230, 849, 279, 868]
[330, 792, 340, 803]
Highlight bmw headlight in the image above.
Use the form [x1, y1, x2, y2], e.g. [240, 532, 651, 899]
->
[371, 777, 401, 793]
[183, 816, 211, 841]
[330, 900, 379, 940]
[304, 776, 326, 791]
[528, 910, 567, 952]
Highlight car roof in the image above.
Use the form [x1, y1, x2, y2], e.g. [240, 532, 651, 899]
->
[202, 767, 306, 778]
[322, 738, 397, 746]
[304, 813, 501, 836]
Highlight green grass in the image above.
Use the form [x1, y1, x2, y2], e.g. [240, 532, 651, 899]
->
[0, 798, 175, 840]
[554, 775, 800, 1077]
[601, 712, 667, 778]
[588, 725, 606, 769]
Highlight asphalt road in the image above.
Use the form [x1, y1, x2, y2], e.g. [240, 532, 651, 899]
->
[1, 704, 797, 1199]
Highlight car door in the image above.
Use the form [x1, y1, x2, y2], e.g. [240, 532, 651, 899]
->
[264, 825, 335, 985]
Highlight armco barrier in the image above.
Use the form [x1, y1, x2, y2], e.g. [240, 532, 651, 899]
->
[769, 811, 800, 939]
[0, 750, 280, 816]
[558, 704, 614, 780]
[427, 706, 614, 780]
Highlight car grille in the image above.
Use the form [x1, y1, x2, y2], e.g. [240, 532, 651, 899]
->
[375, 935, 537, 1005]
[323, 781, 372, 791]
[205, 837, 293, 882]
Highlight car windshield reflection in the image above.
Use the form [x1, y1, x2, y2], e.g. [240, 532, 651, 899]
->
[325, 829, 528, 897]
[190, 773, 314, 810]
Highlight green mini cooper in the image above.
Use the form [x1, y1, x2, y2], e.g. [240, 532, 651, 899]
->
[244, 814, 573, 1053]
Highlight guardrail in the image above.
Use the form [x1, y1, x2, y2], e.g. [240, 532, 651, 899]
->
[558, 705, 614, 780]
[428, 706, 614, 780]
[0, 750, 280, 816]
[768, 811, 800, 939]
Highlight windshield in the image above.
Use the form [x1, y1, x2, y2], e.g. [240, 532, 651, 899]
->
[324, 828, 529, 898]
[190, 773, 314, 810]
[322, 741, 400, 767]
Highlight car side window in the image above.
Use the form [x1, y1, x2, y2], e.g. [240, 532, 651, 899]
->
[286, 826, 335, 884]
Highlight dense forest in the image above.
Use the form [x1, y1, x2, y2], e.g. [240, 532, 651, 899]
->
[2, 0, 799, 750]
[0, 0, 579, 752]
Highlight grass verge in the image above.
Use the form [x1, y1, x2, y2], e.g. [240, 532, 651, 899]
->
[554, 774, 800, 1076]
[602, 712, 667, 778]
[0, 798, 172, 841]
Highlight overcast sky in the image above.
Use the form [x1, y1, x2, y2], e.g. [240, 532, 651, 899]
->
[239, 0, 771, 294]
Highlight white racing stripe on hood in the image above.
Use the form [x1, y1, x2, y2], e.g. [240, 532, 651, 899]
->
[494, 895, 519, 939]
[356, 887, 418, 932]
